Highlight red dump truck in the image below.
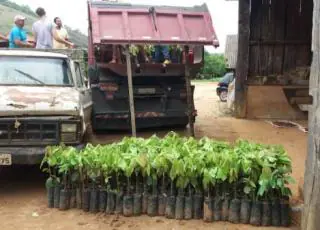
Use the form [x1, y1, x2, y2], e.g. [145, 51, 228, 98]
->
[87, 1, 219, 131]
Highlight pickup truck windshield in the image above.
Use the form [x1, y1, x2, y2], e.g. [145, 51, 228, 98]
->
[0, 57, 72, 86]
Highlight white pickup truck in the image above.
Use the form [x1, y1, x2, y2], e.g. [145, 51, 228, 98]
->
[0, 49, 92, 165]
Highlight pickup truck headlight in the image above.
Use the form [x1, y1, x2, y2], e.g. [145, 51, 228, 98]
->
[61, 124, 77, 133]
[60, 123, 79, 143]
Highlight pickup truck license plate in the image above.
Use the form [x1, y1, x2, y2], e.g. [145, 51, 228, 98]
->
[138, 88, 156, 94]
[0, 154, 12, 165]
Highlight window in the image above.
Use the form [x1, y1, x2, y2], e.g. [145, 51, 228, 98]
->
[0, 56, 72, 86]
[74, 62, 84, 88]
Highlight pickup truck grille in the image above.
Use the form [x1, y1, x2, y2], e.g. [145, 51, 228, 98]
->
[0, 120, 59, 146]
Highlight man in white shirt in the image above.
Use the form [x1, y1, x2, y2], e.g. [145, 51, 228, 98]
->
[32, 7, 53, 49]
[53, 17, 73, 49]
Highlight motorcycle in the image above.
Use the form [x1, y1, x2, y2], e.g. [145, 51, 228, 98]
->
[216, 72, 234, 102]
[216, 82, 229, 102]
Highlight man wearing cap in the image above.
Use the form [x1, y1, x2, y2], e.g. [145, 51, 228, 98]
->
[9, 15, 33, 48]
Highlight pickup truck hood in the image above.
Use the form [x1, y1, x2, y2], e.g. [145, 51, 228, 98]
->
[0, 86, 80, 117]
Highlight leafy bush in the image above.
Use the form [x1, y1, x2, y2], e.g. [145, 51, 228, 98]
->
[0, 0, 37, 17]
[197, 52, 227, 80]
[41, 132, 294, 201]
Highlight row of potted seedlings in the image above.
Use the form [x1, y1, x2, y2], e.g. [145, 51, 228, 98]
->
[41, 132, 294, 227]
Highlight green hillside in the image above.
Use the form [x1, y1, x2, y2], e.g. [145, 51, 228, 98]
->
[0, 0, 88, 48]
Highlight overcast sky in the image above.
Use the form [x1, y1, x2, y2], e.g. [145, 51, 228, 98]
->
[11, 0, 238, 53]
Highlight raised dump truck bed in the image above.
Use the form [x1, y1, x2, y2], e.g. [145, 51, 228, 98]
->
[87, 1, 218, 131]
[88, 1, 218, 46]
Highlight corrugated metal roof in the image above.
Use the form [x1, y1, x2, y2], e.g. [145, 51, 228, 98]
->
[224, 34, 238, 69]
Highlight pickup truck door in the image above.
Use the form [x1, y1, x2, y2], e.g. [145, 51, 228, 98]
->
[73, 61, 92, 130]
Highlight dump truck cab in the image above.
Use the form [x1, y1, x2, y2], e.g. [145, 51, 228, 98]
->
[0, 49, 92, 165]
[87, 1, 219, 131]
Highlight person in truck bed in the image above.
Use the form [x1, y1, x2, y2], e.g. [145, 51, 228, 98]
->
[53, 17, 74, 49]
[129, 45, 150, 65]
[109, 44, 174, 66]
[170, 45, 183, 64]
[154, 45, 171, 65]
[128, 44, 172, 65]
[109, 44, 150, 64]
[109, 45, 122, 63]
[0, 33, 8, 41]
[32, 7, 53, 49]
[9, 15, 34, 48]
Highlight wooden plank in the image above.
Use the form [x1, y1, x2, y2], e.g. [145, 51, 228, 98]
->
[259, 0, 270, 76]
[235, 0, 250, 118]
[248, 0, 262, 78]
[299, 0, 313, 42]
[250, 40, 311, 45]
[302, 0, 320, 228]
[283, 0, 300, 72]
[266, 0, 275, 76]
[249, 0, 262, 40]
[248, 45, 259, 77]
[273, 0, 286, 74]
[296, 45, 312, 67]
[289, 96, 313, 105]
[295, 89, 310, 97]
[295, 0, 313, 67]
[125, 45, 137, 137]
[184, 46, 195, 137]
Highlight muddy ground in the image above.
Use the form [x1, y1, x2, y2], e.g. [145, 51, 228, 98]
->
[0, 82, 305, 230]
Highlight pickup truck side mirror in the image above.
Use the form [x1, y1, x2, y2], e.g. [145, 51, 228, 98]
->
[84, 79, 89, 88]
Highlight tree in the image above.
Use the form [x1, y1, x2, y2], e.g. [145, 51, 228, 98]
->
[0, 0, 37, 17]
[198, 51, 227, 80]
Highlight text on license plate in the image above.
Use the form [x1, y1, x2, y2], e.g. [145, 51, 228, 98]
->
[138, 88, 156, 94]
[0, 153, 12, 165]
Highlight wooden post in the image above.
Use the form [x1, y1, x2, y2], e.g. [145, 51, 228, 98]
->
[184, 46, 195, 137]
[235, 0, 250, 118]
[302, 0, 320, 229]
[125, 45, 137, 137]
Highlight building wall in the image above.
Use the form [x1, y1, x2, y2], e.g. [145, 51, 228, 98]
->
[239, 0, 313, 119]
[248, 0, 313, 84]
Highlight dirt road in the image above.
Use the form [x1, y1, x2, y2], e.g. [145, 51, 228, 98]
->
[0, 82, 305, 230]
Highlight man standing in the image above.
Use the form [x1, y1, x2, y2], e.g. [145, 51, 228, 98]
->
[0, 33, 8, 48]
[53, 17, 74, 49]
[9, 15, 33, 48]
[0, 33, 8, 41]
[32, 7, 53, 49]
